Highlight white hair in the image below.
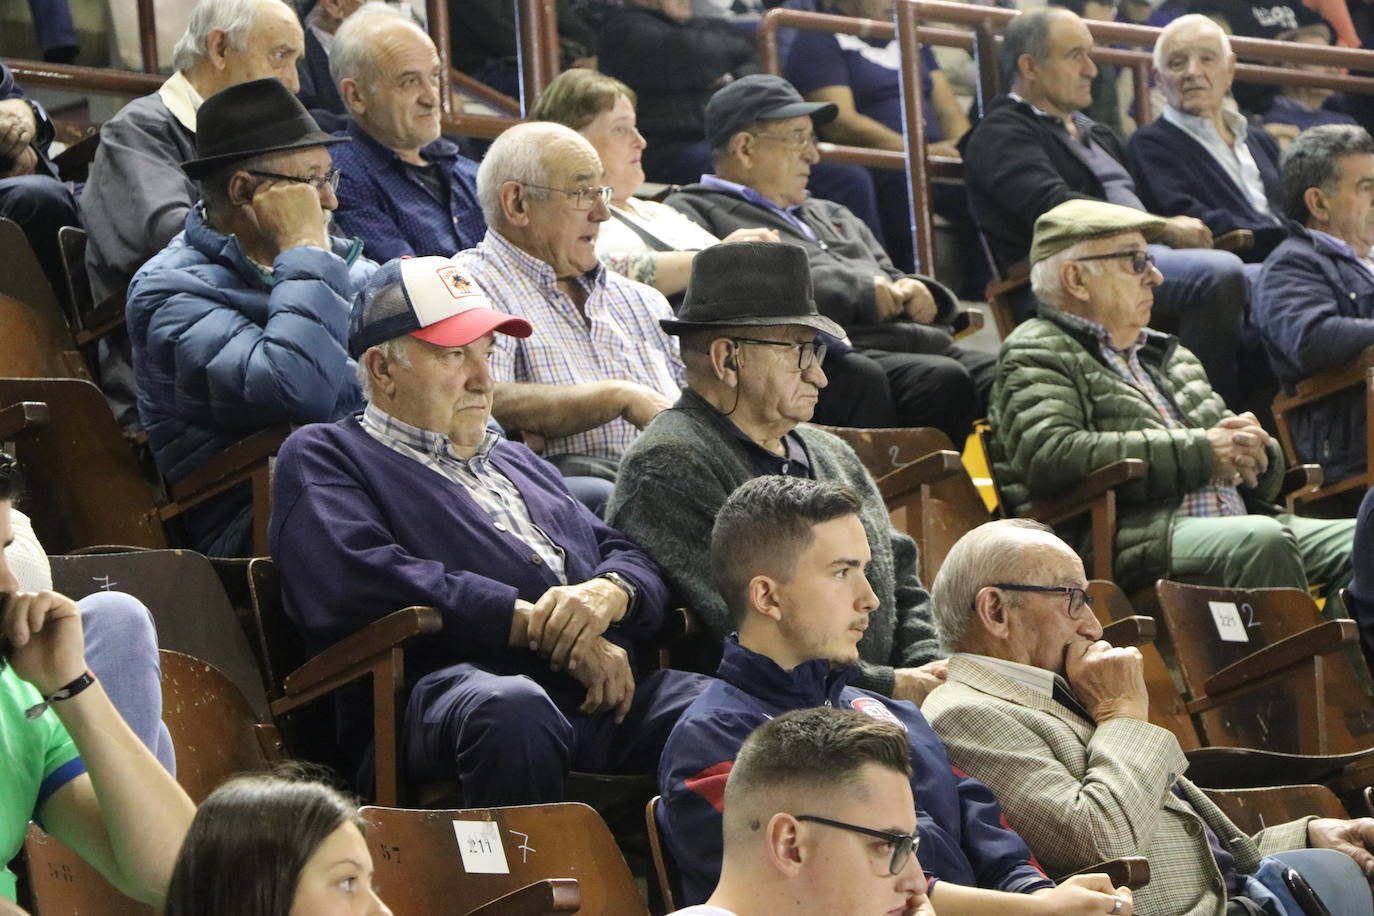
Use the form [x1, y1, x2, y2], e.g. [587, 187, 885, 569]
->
[329, 2, 417, 89]
[1028, 237, 1103, 309]
[357, 338, 412, 402]
[475, 121, 590, 223]
[930, 519, 1053, 654]
[172, 0, 289, 72]
[1152, 13, 1232, 72]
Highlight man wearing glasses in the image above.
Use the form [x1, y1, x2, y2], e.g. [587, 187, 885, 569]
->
[452, 120, 685, 489]
[666, 706, 939, 916]
[988, 198, 1355, 600]
[659, 474, 1135, 914]
[665, 74, 996, 448]
[925, 518, 1374, 915]
[126, 78, 377, 557]
[610, 242, 948, 704]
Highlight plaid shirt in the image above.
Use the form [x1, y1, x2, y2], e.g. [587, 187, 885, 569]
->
[452, 230, 685, 461]
[360, 404, 568, 582]
[1057, 310, 1245, 518]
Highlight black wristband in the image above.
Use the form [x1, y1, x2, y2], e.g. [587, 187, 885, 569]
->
[25, 669, 96, 721]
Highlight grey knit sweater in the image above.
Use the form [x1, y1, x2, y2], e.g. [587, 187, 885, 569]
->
[606, 389, 940, 695]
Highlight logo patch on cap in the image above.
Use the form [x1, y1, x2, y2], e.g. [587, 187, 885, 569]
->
[849, 697, 908, 731]
[435, 265, 479, 300]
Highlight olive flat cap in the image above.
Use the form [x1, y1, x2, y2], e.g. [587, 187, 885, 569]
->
[1029, 199, 1167, 266]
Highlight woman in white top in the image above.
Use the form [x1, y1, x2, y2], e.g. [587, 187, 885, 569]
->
[530, 68, 778, 296]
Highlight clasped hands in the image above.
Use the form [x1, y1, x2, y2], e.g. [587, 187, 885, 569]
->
[516, 578, 634, 721]
[1206, 412, 1271, 489]
[875, 275, 938, 324]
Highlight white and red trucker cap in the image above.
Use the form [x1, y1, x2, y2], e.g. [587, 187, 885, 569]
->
[349, 256, 532, 358]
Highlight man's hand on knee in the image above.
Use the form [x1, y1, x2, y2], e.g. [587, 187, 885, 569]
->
[527, 578, 629, 671]
[1309, 817, 1374, 876]
[567, 637, 635, 722]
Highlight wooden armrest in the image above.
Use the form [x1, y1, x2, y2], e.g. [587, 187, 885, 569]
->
[165, 424, 291, 506]
[1022, 459, 1147, 527]
[282, 606, 443, 697]
[951, 308, 985, 339]
[1202, 619, 1359, 697]
[1065, 856, 1151, 889]
[1275, 347, 1374, 411]
[987, 259, 1030, 295]
[1185, 745, 1374, 789]
[1213, 229, 1254, 252]
[72, 294, 126, 346]
[875, 449, 963, 503]
[653, 606, 702, 648]
[1282, 464, 1323, 499]
[0, 401, 49, 440]
[1102, 615, 1156, 647]
[462, 879, 580, 916]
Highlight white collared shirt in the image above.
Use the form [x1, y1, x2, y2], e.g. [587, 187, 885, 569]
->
[157, 69, 203, 133]
[954, 653, 1068, 699]
[1160, 104, 1275, 218]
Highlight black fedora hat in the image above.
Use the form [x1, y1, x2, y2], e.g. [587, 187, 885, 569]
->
[660, 241, 845, 339]
[181, 78, 348, 179]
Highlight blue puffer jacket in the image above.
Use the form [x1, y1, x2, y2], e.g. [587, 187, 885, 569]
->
[1254, 224, 1374, 484]
[657, 637, 1054, 906]
[126, 206, 376, 552]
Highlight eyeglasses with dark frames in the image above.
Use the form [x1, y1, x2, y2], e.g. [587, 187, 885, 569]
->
[749, 130, 821, 151]
[246, 167, 341, 193]
[1072, 249, 1155, 275]
[521, 182, 614, 210]
[731, 336, 828, 371]
[992, 583, 1094, 620]
[794, 815, 920, 876]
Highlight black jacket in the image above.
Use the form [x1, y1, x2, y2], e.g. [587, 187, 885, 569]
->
[961, 94, 1127, 271]
[597, 8, 756, 145]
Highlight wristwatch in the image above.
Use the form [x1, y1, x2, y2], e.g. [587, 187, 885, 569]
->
[599, 571, 638, 620]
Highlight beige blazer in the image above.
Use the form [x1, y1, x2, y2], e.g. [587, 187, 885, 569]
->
[923, 656, 1312, 916]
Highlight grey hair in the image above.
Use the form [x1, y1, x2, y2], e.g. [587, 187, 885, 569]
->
[357, 338, 412, 402]
[930, 518, 1053, 654]
[172, 0, 284, 72]
[1152, 13, 1232, 73]
[1280, 124, 1374, 223]
[329, 2, 416, 89]
[1000, 8, 1069, 94]
[476, 121, 586, 223]
[1028, 237, 1102, 308]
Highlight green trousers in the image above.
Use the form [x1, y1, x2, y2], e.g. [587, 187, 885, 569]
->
[1170, 512, 1356, 597]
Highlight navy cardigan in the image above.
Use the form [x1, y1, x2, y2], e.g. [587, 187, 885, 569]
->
[1127, 116, 1287, 262]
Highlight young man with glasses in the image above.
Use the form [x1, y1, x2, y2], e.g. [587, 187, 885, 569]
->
[926, 517, 1374, 916]
[989, 198, 1356, 601]
[658, 474, 1135, 915]
[667, 706, 936, 916]
[452, 120, 687, 487]
[125, 78, 377, 557]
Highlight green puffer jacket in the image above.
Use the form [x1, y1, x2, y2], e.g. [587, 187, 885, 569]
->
[988, 307, 1284, 593]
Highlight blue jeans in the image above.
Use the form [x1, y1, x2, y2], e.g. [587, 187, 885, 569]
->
[79, 590, 175, 774]
[1149, 244, 1248, 410]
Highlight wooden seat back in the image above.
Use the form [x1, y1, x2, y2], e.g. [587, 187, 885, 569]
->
[1270, 347, 1374, 512]
[159, 649, 280, 802]
[1154, 579, 1374, 755]
[0, 218, 88, 379]
[0, 380, 164, 551]
[645, 795, 680, 914]
[21, 825, 153, 916]
[1202, 784, 1349, 836]
[360, 803, 647, 916]
[51, 548, 271, 719]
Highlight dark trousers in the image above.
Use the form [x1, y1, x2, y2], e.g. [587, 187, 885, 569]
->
[1149, 244, 1249, 411]
[813, 347, 898, 429]
[403, 665, 709, 807]
[0, 173, 79, 298]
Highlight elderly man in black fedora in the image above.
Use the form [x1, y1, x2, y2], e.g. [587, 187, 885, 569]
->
[125, 77, 378, 557]
[607, 241, 947, 702]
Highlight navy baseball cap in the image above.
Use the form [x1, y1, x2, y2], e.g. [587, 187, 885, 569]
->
[704, 74, 838, 150]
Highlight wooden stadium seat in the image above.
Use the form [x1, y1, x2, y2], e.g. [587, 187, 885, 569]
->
[360, 803, 642, 916]
[21, 825, 153, 916]
[56, 225, 126, 367]
[1270, 345, 1374, 513]
[645, 796, 679, 914]
[1154, 580, 1374, 756]
[1202, 784, 1350, 835]
[0, 218, 88, 379]
[0, 379, 286, 554]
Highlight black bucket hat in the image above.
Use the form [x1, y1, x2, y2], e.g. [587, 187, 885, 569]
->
[181, 78, 348, 179]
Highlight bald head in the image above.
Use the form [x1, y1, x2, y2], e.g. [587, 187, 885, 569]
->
[334, 5, 441, 155]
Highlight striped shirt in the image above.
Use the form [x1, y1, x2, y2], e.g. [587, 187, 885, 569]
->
[452, 230, 685, 461]
[360, 404, 568, 582]
[1057, 310, 1245, 518]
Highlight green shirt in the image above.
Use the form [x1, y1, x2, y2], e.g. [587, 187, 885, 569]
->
[1, 664, 84, 901]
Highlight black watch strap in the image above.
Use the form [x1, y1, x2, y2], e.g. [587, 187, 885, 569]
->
[25, 669, 96, 720]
